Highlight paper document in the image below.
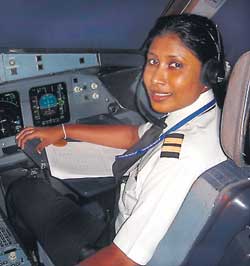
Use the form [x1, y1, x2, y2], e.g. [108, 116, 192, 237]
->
[45, 142, 125, 179]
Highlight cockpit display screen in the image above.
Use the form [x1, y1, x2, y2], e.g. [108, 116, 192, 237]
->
[29, 82, 70, 127]
[0, 91, 23, 139]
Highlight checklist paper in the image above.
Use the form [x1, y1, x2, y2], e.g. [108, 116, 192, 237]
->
[45, 142, 125, 179]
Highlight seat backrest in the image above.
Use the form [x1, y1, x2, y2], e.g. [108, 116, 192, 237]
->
[148, 51, 250, 266]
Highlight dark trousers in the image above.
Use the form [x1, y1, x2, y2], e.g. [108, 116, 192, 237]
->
[6, 178, 106, 266]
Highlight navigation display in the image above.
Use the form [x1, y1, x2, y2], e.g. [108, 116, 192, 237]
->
[29, 82, 70, 126]
[0, 91, 23, 139]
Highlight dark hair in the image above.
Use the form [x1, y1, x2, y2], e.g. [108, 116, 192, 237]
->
[144, 14, 227, 108]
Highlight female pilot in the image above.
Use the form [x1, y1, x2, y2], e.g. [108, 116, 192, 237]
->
[8, 14, 227, 266]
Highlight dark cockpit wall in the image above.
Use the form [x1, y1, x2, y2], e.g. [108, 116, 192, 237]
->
[168, 0, 250, 68]
[212, 0, 250, 67]
[0, 0, 249, 75]
[0, 0, 171, 52]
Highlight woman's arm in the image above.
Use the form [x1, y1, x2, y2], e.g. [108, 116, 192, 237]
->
[77, 243, 139, 266]
[16, 124, 139, 153]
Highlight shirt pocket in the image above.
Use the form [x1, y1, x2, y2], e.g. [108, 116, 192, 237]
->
[122, 175, 138, 216]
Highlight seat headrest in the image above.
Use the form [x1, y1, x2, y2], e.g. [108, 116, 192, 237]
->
[221, 51, 250, 167]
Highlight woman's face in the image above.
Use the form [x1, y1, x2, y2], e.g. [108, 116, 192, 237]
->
[143, 33, 207, 113]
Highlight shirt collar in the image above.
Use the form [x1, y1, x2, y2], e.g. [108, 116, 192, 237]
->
[164, 90, 215, 130]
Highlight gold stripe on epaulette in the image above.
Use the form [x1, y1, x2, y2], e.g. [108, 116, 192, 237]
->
[161, 145, 181, 153]
[163, 137, 183, 145]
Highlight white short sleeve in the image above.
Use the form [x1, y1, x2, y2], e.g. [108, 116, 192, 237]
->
[114, 159, 201, 265]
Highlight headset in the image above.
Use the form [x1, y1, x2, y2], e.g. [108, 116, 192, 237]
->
[200, 23, 226, 87]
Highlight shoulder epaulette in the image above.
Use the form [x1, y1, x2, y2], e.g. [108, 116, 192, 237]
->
[160, 133, 184, 159]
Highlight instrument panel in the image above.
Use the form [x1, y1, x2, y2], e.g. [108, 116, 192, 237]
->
[29, 82, 70, 127]
[0, 60, 144, 169]
[0, 70, 121, 167]
[0, 91, 23, 139]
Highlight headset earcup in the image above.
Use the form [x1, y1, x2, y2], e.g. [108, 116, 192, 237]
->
[201, 59, 225, 87]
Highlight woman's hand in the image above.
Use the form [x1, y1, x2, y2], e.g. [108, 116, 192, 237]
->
[16, 126, 64, 153]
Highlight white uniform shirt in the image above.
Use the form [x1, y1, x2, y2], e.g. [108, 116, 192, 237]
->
[113, 90, 227, 265]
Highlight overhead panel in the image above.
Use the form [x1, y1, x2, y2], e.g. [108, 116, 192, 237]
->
[185, 0, 227, 18]
[0, 54, 98, 83]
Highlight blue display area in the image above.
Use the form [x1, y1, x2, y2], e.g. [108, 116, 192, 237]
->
[39, 94, 57, 109]
[0, 0, 168, 50]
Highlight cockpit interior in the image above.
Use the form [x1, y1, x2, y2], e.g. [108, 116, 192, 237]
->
[0, 0, 250, 265]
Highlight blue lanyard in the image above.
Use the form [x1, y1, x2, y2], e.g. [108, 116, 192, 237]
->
[116, 99, 216, 159]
